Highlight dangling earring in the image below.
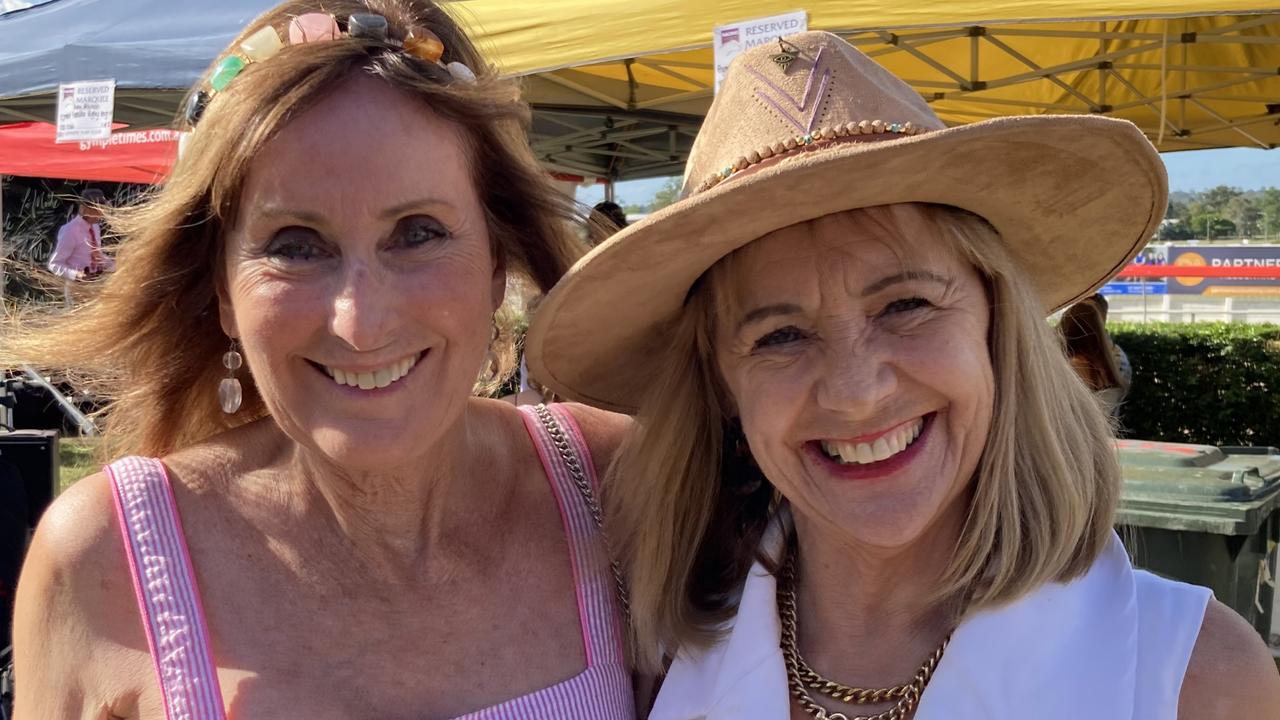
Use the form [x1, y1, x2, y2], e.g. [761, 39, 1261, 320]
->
[219, 339, 243, 414]
[480, 318, 500, 384]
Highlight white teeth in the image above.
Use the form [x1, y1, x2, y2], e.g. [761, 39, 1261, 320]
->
[323, 353, 420, 392]
[820, 417, 926, 466]
[886, 432, 902, 456]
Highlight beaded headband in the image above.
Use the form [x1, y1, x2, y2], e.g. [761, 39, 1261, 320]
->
[183, 11, 477, 127]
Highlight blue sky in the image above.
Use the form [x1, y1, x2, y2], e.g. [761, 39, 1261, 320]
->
[579, 147, 1279, 208]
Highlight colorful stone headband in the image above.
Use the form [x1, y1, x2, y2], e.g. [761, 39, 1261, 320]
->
[183, 12, 477, 126]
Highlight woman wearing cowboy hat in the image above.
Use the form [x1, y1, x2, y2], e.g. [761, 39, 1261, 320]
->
[526, 32, 1279, 719]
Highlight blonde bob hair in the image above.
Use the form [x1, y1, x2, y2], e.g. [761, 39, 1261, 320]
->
[610, 203, 1121, 670]
[2, 0, 582, 458]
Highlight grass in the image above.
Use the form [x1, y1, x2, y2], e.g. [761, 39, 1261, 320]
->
[57, 437, 100, 495]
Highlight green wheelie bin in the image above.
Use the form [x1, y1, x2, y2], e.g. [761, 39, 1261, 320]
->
[1115, 439, 1280, 653]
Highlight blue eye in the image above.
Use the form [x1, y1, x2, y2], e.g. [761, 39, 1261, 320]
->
[396, 215, 449, 247]
[753, 326, 807, 350]
[266, 227, 327, 260]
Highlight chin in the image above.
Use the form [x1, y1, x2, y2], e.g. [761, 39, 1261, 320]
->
[825, 495, 940, 549]
[308, 426, 426, 473]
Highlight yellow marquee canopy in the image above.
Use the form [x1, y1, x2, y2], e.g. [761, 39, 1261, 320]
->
[448, 2, 1280, 180]
[1, 2, 1275, 183]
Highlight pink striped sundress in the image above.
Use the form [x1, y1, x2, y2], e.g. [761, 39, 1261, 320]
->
[106, 403, 633, 719]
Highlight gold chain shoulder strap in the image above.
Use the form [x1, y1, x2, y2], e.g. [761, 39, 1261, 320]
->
[532, 404, 632, 623]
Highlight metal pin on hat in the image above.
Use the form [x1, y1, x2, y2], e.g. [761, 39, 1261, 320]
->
[772, 37, 799, 73]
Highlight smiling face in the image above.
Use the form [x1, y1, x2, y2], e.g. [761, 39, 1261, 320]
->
[219, 73, 502, 472]
[714, 205, 994, 551]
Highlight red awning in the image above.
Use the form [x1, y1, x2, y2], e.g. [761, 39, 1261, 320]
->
[0, 122, 176, 184]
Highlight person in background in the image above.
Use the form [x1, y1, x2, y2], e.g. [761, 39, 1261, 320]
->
[48, 188, 112, 282]
[588, 200, 629, 245]
[48, 188, 113, 307]
[1060, 293, 1131, 415]
[505, 294, 561, 406]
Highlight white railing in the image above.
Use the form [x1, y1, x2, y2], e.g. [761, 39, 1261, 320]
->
[1107, 295, 1280, 324]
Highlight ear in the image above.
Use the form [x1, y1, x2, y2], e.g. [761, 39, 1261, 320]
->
[490, 250, 507, 312]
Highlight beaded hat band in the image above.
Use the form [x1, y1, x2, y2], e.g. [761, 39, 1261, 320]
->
[697, 119, 924, 194]
[524, 31, 1167, 413]
[183, 12, 476, 127]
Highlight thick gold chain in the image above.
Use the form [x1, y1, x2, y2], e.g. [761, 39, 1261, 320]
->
[778, 547, 949, 720]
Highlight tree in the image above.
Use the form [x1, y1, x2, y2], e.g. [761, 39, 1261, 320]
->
[1225, 195, 1261, 238]
[1157, 219, 1194, 241]
[1165, 199, 1190, 222]
[1256, 188, 1280, 240]
[648, 176, 683, 212]
[1199, 185, 1242, 214]
[1189, 213, 1235, 240]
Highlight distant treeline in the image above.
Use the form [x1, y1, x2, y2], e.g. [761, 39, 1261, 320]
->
[1163, 186, 1280, 241]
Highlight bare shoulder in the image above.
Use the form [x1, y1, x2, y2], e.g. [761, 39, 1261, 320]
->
[20, 468, 122, 591]
[1178, 599, 1280, 719]
[14, 470, 148, 715]
[557, 401, 635, 475]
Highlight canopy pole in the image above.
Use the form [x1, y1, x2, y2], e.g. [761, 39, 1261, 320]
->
[605, 179, 615, 203]
[0, 174, 6, 307]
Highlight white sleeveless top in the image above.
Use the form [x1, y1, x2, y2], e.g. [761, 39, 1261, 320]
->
[651, 530, 1210, 719]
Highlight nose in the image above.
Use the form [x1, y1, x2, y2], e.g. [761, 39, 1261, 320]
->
[815, 339, 898, 417]
[328, 261, 397, 352]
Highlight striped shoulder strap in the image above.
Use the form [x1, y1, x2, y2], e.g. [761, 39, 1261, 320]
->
[519, 405, 631, 626]
[106, 456, 226, 720]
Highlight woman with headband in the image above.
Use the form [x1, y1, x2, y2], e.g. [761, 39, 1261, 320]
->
[9, 2, 633, 717]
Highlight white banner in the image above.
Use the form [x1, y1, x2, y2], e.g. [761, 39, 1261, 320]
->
[713, 10, 808, 93]
[55, 79, 115, 143]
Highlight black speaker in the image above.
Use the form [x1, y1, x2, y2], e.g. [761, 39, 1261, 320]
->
[0, 430, 60, 528]
[0, 459, 26, 653]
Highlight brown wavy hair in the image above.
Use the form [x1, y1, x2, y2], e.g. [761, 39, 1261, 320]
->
[1, 0, 583, 458]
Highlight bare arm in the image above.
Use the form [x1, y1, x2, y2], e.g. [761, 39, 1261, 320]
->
[13, 472, 130, 720]
[1178, 599, 1280, 718]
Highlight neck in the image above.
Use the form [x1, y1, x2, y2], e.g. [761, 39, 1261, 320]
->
[789, 499, 966, 685]
[277, 401, 514, 582]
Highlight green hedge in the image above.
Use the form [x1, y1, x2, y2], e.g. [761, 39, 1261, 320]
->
[1108, 322, 1280, 447]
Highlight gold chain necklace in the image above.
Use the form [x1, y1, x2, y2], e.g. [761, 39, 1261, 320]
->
[778, 548, 950, 720]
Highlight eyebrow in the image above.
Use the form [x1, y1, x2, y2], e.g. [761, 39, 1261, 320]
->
[736, 303, 804, 332]
[861, 270, 950, 296]
[377, 197, 457, 221]
[252, 197, 456, 224]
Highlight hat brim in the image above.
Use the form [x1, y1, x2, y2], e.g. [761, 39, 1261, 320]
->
[527, 114, 1166, 414]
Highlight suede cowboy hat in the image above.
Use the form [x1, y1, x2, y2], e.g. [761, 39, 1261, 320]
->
[526, 31, 1167, 414]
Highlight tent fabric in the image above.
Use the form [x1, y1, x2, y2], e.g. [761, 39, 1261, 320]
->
[0, 0, 275, 126]
[0, 121, 176, 183]
[508, 5, 1280, 178]
[0, 0, 272, 94]
[0, 1, 1276, 180]
[460, 1, 1274, 75]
